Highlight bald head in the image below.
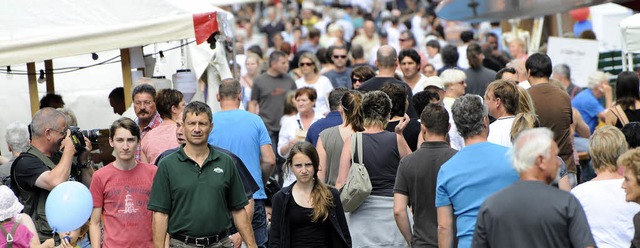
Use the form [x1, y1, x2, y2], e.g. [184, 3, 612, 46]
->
[363, 20, 375, 38]
[376, 45, 398, 68]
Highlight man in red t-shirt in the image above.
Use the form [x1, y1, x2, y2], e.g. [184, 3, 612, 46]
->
[89, 117, 157, 247]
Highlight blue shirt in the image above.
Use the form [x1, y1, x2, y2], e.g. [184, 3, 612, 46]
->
[572, 89, 604, 134]
[208, 109, 272, 199]
[305, 111, 343, 146]
[435, 142, 519, 248]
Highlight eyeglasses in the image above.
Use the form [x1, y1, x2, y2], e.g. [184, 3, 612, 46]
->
[332, 55, 347, 59]
[299, 62, 314, 67]
[352, 78, 362, 83]
[50, 127, 68, 136]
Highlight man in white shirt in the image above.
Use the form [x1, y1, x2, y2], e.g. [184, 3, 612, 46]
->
[484, 80, 519, 147]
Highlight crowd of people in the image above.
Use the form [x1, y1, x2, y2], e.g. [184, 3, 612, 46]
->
[1, 0, 640, 248]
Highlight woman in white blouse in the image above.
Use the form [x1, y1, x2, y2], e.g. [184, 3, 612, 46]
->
[278, 87, 322, 186]
[571, 126, 640, 248]
[295, 52, 334, 116]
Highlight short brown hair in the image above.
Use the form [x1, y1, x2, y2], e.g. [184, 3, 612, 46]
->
[155, 89, 183, 120]
[109, 117, 140, 141]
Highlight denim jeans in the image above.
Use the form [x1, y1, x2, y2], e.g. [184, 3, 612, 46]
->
[228, 200, 268, 248]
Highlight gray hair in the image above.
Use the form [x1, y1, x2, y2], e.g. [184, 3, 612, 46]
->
[512, 127, 555, 173]
[30, 108, 66, 138]
[552, 64, 570, 80]
[451, 95, 487, 139]
[132, 83, 157, 101]
[5, 122, 29, 153]
[362, 91, 392, 129]
[587, 71, 609, 90]
[440, 69, 467, 89]
[57, 108, 78, 127]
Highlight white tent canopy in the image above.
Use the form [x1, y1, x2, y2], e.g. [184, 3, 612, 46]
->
[620, 13, 640, 70]
[0, 0, 232, 67]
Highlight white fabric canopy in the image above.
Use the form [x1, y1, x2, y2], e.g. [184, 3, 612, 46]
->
[0, 0, 232, 67]
[619, 13, 640, 70]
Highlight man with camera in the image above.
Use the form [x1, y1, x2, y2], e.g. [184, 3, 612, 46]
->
[11, 107, 93, 242]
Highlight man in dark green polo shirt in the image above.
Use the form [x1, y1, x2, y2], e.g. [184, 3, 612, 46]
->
[148, 101, 257, 248]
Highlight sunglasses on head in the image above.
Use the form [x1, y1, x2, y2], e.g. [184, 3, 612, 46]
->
[333, 55, 347, 59]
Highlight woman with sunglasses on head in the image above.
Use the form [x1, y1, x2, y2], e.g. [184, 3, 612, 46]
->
[269, 142, 351, 248]
[295, 53, 334, 116]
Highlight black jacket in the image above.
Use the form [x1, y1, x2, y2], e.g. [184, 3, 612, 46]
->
[269, 182, 352, 248]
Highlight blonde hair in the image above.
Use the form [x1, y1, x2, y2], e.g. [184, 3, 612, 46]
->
[618, 148, 640, 183]
[515, 86, 535, 114]
[510, 112, 540, 143]
[590, 125, 628, 172]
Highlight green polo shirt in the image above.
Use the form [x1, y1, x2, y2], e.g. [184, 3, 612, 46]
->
[148, 144, 248, 237]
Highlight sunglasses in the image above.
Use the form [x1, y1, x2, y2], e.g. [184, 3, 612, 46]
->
[299, 62, 314, 67]
[352, 78, 362, 83]
[332, 55, 347, 59]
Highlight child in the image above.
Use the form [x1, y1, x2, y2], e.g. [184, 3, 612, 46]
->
[0, 185, 54, 248]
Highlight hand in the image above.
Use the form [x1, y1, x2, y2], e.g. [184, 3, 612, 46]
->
[601, 83, 612, 95]
[56, 236, 73, 248]
[61, 131, 77, 154]
[83, 136, 93, 151]
[395, 114, 410, 134]
[229, 233, 243, 248]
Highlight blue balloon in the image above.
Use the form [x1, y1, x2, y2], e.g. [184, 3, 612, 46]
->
[45, 181, 93, 233]
[573, 20, 593, 36]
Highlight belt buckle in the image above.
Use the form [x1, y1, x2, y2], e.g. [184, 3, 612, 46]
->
[194, 237, 208, 247]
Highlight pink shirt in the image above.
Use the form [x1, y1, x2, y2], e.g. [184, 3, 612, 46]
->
[90, 162, 157, 248]
[0, 220, 32, 248]
[140, 121, 179, 164]
[135, 113, 163, 161]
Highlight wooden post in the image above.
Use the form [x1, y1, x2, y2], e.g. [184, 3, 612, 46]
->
[120, 48, 132, 108]
[44, 59, 54, 93]
[27, 62, 39, 116]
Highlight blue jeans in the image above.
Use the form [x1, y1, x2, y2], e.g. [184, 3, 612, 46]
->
[252, 200, 268, 248]
[229, 200, 268, 248]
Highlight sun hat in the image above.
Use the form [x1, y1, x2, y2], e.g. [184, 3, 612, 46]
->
[0, 185, 23, 221]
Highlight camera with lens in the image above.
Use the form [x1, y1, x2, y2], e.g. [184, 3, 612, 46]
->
[69, 126, 101, 152]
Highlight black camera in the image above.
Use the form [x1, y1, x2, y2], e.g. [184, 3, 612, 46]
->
[69, 126, 101, 151]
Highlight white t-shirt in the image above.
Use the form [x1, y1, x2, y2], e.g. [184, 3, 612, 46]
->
[411, 74, 430, 96]
[279, 112, 322, 187]
[571, 178, 640, 248]
[295, 75, 334, 116]
[487, 116, 515, 147]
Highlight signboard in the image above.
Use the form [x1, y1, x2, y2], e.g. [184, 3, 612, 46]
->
[547, 37, 599, 87]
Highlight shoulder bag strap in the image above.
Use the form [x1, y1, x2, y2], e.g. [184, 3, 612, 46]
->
[357, 132, 363, 165]
[350, 133, 357, 164]
[613, 105, 630, 125]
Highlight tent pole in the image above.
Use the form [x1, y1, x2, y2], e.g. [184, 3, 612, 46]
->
[44, 60, 55, 93]
[27, 62, 39, 116]
[120, 48, 133, 108]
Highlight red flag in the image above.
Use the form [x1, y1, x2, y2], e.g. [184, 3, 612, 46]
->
[193, 12, 218, 45]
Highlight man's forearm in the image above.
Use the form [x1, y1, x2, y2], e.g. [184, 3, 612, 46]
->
[394, 211, 412, 246]
[232, 208, 257, 248]
[153, 212, 169, 248]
